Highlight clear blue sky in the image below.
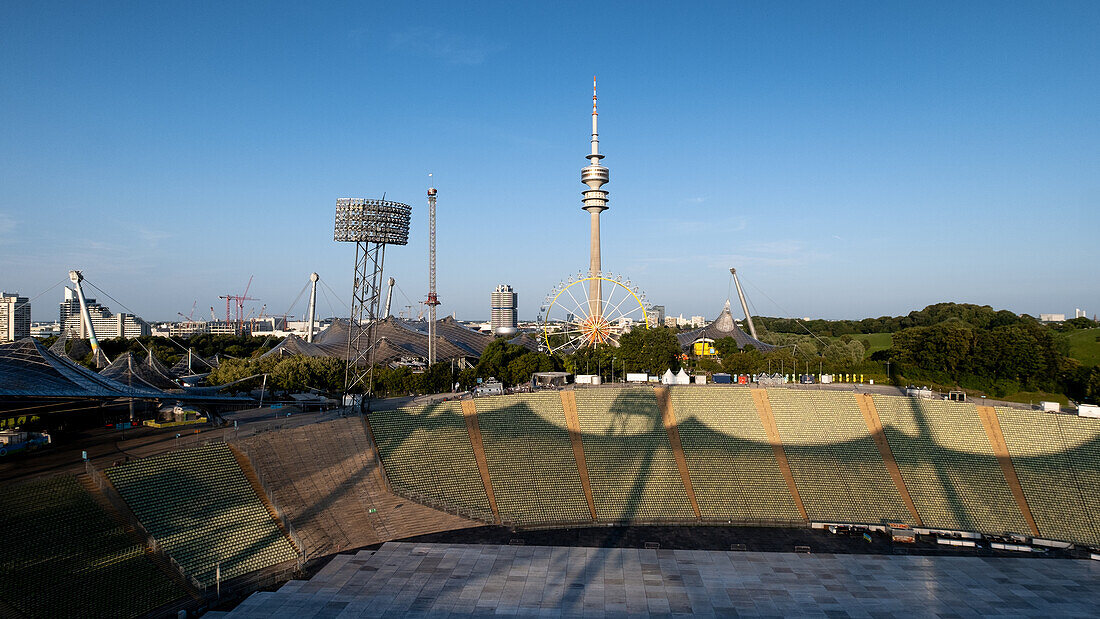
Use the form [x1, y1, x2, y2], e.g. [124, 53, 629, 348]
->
[2, 1, 1098, 324]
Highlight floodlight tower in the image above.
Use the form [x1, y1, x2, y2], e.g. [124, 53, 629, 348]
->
[425, 184, 440, 365]
[582, 77, 610, 320]
[334, 197, 412, 407]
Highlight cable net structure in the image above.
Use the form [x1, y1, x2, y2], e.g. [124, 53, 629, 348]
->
[334, 198, 411, 406]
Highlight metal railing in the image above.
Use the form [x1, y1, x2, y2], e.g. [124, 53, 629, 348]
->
[234, 443, 305, 566]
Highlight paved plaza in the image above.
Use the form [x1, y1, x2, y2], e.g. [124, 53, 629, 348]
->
[219, 542, 1100, 617]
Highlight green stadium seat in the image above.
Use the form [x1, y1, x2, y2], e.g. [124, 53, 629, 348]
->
[768, 389, 910, 524]
[370, 401, 494, 521]
[997, 407, 1100, 545]
[574, 387, 694, 522]
[474, 392, 591, 525]
[105, 443, 299, 588]
[0, 475, 184, 618]
[873, 396, 1027, 534]
[670, 386, 803, 523]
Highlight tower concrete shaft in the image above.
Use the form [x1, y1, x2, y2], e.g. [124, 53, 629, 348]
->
[581, 77, 610, 319]
[426, 186, 440, 365]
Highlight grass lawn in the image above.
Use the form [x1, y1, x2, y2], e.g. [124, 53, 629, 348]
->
[854, 332, 892, 358]
[999, 391, 1070, 406]
[1065, 328, 1100, 367]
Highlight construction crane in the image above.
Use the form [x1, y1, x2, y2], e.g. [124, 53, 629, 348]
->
[219, 275, 259, 335]
[176, 300, 198, 323]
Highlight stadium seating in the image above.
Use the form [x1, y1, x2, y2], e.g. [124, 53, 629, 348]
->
[573, 387, 695, 522]
[106, 443, 299, 587]
[473, 393, 591, 525]
[369, 401, 495, 522]
[874, 397, 1028, 534]
[0, 475, 184, 618]
[996, 408, 1100, 545]
[670, 386, 803, 523]
[767, 389, 911, 524]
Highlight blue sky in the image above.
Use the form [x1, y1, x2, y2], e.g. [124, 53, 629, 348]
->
[2, 1, 1098, 323]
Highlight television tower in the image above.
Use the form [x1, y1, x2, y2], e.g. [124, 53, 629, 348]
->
[582, 77, 610, 319]
[425, 182, 440, 365]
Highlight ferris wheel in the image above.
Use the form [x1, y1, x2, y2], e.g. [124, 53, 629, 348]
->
[537, 272, 649, 355]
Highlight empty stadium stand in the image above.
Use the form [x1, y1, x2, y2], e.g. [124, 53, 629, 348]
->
[573, 387, 695, 522]
[237, 417, 478, 559]
[767, 389, 911, 524]
[670, 386, 804, 523]
[369, 401, 495, 522]
[997, 408, 1100, 545]
[105, 443, 300, 587]
[874, 397, 1028, 534]
[0, 475, 184, 618]
[473, 393, 592, 525]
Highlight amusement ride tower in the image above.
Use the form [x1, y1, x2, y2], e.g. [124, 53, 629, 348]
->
[582, 77, 610, 327]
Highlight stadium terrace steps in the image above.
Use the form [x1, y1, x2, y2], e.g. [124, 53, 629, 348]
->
[767, 389, 911, 524]
[873, 397, 1028, 534]
[0, 474, 185, 618]
[237, 417, 478, 559]
[369, 401, 495, 522]
[105, 443, 299, 587]
[996, 407, 1100, 545]
[461, 399, 501, 523]
[573, 387, 695, 522]
[670, 386, 804, 523]
[654, 386, 702, 519]
[473, 392, 592, 525]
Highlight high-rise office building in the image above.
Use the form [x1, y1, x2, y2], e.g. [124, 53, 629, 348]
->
[491, 284, 518, 335]
[58, 287, 150, 339]
[0, 292, 30, 342]
[647, 305, 665, 328]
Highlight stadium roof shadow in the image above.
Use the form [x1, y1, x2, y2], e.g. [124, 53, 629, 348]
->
[367, 388, 1100, 543]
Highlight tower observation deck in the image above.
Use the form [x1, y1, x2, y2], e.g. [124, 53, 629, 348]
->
[583, 77, 610, 319]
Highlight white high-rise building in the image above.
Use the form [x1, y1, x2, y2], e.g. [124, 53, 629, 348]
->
[647, 305, 665, 328]
[58, 287, 150, 339]
[0, 293, 30, 342]
[1076, 308, 1087, 319]
[490, 284, 518, 335]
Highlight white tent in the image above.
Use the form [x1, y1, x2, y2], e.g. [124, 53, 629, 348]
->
[661, 369, 676, 385]
[675, 368, 691, 385]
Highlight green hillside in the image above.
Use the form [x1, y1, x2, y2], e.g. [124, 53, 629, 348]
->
[1066, 328, 1100, 366]
[854, 332, 892, 358]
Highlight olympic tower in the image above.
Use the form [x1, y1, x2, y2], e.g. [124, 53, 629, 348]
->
[581, 77, 610, 319]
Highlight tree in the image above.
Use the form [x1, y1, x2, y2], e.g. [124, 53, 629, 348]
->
[616, 326, 680, 374]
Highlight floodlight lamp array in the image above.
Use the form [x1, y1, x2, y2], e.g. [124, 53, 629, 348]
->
[334, 198, 412, 245]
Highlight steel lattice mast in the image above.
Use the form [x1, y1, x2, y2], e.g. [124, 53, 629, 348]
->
[334, 197, 411, 410]
[425, 184, 440, 365]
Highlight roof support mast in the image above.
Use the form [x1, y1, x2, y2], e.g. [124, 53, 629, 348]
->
[68, 270, 108, 366]
[306, 272, 319, 343]
[730, 268, 759, 340]
[384, 277, 396, 318]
